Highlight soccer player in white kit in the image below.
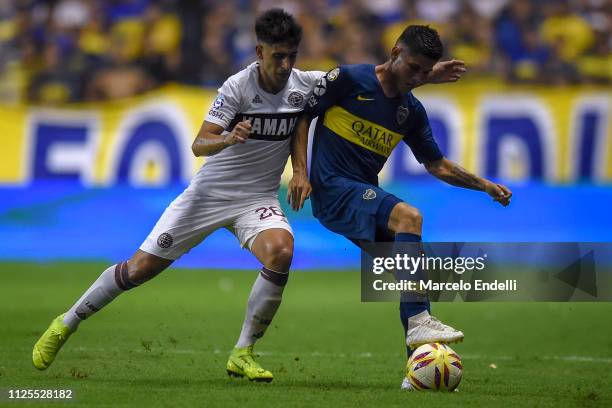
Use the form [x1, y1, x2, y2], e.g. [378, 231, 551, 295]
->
[32, 9, 466, 382]
[32, 9, 316, 382]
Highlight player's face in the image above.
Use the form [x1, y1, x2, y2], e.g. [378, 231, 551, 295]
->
[391, 48, 438, 93]
[256, 42, 298, 90]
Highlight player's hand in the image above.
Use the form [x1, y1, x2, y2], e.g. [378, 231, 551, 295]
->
[428, 60, 467, 84]
[224, 120, 251, 145]
[485, 182, 512, 207]
[287, 172, 311, 211]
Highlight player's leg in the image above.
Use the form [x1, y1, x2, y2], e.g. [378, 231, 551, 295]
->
[236, 228, 293, 350]
[226, 201, 293, 382]
[386, 202, 464, 349]
[227, 229, 292, 382]
[32, 250, 172, 370]
[386, 202, 429, 334]
[32, 187, 218, 370]
[63, 250, 173, 329]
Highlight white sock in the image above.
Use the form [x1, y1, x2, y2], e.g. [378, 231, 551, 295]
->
[63, 262, 136, 330]
[235, 267, 288, 348]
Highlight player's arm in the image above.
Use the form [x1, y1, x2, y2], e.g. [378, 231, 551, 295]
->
[424, 157, 512, 206]
[193, 75, 247, 157]
[191, 120, 252, 157]
[413, 59, 467, 88]
[406, 99, 511, 206]
[288, 67, 348, 210]
[287, 116, 311, 211]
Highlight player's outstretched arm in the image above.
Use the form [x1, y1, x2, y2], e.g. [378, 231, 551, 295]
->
[287, 116, 312, 211]
[414, 59, 467, 88]
[425, 157, 512, 206]
[192, 120, 252, 157]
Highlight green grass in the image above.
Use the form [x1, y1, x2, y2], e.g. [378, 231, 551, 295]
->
[1, 262, 611, 407]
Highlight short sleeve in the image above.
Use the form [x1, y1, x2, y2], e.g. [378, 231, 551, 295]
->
[403, 100, 444, 163]
[204, 76, 242, 129]
[304, 66, 350, 119]
[304, 70, 326, 87]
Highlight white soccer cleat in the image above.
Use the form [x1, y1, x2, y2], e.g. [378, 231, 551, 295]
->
[401, 377, 414, 390]
[406, 310, 464, 349]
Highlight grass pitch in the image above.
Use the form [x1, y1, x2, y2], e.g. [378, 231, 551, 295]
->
[1, 262, 611, 407]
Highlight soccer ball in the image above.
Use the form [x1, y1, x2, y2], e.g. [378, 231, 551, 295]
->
[406, 343, 462, 391]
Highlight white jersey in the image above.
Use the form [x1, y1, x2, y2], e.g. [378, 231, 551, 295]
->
[192, 62, 324, 200]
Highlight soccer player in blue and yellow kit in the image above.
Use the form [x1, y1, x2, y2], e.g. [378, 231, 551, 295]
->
[289, 25, 512, 389]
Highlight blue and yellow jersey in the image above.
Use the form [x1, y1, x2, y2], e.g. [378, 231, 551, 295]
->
[305, 64, 443, 187]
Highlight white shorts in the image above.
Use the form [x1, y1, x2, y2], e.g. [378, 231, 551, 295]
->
[140, 189, 293, 260]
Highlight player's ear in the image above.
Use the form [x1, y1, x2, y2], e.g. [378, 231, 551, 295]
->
[255, 44, 264, 61]
[390, 46, 401, 62]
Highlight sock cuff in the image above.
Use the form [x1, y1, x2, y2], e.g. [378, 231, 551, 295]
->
[260, 267, 289, 287]
[114, 261, 139, 290]
[395, 232, 422, 242]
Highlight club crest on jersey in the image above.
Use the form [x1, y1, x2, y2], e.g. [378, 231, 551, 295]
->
[252, 94, 263, 104]
[396, 105, 409, 124]
[288, 91, 304, 108]
[157, 232, 173, 249]
[363, 188, 377, 200]
[327, 67, 340, 81]
[213, 94, 225, 109]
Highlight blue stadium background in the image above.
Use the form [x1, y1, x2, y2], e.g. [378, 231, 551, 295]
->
[0, 0, 610, 270]
[1, 182, 610, 270]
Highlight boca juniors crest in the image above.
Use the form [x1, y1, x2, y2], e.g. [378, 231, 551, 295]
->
[396, 105, 409, 125]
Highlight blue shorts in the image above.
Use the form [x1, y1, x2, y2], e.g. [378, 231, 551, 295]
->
[311, 177, 402, 243]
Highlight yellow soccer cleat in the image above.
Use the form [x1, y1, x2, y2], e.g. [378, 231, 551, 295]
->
[32, 314, 74, 370]
[226, 346, 273, 382]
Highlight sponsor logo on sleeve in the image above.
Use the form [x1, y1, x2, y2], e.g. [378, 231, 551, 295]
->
[208, 94, 226, 120]
[308, 76, 328, 108]
[208, 109, 225, 120]
[313, 77, 327, 96]
[213, 94, 225, 109]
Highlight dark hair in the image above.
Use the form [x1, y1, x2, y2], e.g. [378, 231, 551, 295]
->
[397, 25, 443, 60]
[255, 8, 303, 47]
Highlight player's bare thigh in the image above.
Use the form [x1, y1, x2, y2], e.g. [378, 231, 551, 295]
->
[127, 249, 174, 285]
[250, 229, 294, 272]
[387, 202, 423, 235]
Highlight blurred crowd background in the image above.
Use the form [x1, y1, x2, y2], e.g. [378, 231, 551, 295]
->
[0, 0, 610, 105]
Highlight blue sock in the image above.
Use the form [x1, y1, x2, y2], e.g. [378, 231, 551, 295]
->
[395, 233, 430, 357]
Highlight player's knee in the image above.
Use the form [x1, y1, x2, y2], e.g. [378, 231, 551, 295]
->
[394, 206, 423, 233]
[265, 243, 294, 272]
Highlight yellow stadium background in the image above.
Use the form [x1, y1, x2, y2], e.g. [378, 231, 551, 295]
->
[1, 84, 610, 185]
